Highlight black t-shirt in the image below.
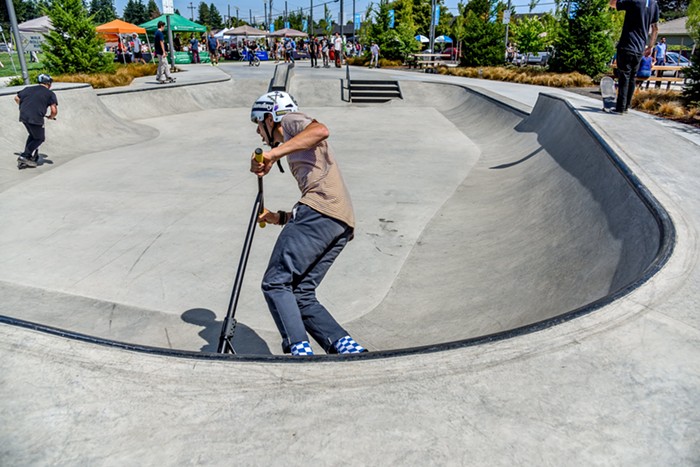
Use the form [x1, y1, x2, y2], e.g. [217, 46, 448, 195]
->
[617, 0, 659, 54]
[17, 85, 58, 125]
[155, 29, 165, 55]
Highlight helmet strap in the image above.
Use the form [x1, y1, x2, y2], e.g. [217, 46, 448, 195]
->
[262, 121, 285, 172]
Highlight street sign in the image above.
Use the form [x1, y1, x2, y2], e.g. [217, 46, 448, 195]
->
[163, 0, 174, 15]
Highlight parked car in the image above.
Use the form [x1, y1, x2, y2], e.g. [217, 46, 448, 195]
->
[514, 51, 550, 66]
[664, 51, 691, 67]
[0, 43, 10, 53]
[655, 51, 692, 76]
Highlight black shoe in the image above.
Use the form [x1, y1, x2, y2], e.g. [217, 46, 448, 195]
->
[17, 154, 37, 168]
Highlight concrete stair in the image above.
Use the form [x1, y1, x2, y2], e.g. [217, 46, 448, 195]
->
[349, 80, 402, 103]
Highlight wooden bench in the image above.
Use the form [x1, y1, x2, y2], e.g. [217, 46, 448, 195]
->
[615, 64, 686, 90]
[411, 53, 453, 72]
[636, 75, 684, 90]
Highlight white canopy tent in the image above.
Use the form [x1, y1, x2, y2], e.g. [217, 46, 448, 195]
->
[18, 15, 53, 33]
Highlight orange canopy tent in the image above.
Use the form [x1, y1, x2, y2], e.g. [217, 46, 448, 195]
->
[96, 19, 146, 37]
[96, 19, 152, 63]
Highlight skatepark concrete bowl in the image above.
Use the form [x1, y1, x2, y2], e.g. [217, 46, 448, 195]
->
[3, 64, 699, 465]
[0, 72, 674, 360]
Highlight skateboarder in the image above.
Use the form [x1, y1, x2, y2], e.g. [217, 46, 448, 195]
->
[154, 21, 175, 84]
[249, 91, 367, 356]
[14, 73, 57, 168]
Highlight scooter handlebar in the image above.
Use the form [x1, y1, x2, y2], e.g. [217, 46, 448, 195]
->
[254, 148, 266, 228]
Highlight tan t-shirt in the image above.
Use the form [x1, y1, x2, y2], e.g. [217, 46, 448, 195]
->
[282, 112, 355, 229]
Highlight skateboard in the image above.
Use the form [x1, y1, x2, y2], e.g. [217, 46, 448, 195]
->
[600, 76, 616, 112]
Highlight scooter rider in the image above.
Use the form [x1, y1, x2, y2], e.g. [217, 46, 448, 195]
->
[14, 73, 58, 168]
[249, 91, 367, 356]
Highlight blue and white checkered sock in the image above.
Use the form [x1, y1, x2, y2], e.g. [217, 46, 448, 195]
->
[290, 341, 314, 356]
[333, 335, 366, 354]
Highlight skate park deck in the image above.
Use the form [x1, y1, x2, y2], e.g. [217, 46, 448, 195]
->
[1, 63, 699, 464]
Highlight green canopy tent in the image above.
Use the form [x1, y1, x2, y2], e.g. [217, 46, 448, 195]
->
[139, 14, 206, 33]
[139, 14, 207, 64]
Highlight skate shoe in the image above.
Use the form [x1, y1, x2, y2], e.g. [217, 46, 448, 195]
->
[17, 154, 37, 168]
[290, 341, 314, 356]
[332, 336, 367, 354]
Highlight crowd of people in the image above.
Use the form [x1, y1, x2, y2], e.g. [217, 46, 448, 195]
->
[104, 30, 384, 68]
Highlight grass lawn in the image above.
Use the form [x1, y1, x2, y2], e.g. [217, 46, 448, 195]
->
[0, 52, 47, 78]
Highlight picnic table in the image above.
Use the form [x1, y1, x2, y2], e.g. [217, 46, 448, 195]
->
[636, 65, 685, 90]
[409, 53, 457, 73]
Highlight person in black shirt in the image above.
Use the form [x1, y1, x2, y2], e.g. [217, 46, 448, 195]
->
[154, 21, 175, 83]
[14, 73, 58, 169]
[309, 36, 318, 68]
[610, 0, 659, 114]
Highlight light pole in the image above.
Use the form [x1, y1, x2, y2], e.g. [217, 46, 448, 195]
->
[429, 0, 436, 53]
[188, 2, 195, 21]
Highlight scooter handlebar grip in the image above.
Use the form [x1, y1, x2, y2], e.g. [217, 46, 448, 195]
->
[254, 149, 266, 227]
[254, 148, 264, 163]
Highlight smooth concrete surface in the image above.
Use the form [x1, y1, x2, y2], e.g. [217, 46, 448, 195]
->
[1, 61, 699, 464]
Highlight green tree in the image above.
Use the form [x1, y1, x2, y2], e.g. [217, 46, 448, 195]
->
[197, 2, 209, 25]
[41, 0, 113, 74]
[89, 0, 116, 24]
[412, 0, 432, 36]
[682, 2, 700, 106]
[457, 0, 506, 66]
[1, 0, 41, 26]
[512, 15, 546, 61]
[122, 0, 149, 25]
[549, 0, 614, 77]
[208, 3, 223, 29]
[657, 0, 689, 20]
[147, 0, 160, 19]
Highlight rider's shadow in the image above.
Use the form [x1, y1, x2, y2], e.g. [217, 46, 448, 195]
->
[181, 308, 272, 355]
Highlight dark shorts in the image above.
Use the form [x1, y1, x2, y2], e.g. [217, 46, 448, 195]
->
[134, 51, 143, 59]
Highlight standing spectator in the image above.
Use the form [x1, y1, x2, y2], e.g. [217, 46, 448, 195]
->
[249, 91, 366, 356]
[284, 37, 295, 64]
[132, 33, 146, 64]
[506, 42, 516, 63]
[609, 0, 658, 114]
[155, 21, 175, 84]
[333, 32, 343, 67]
[173, 34, 182, 52]
[370, 42, 380, 68]
[276, 40, 284, 63]
[309, 36, 319, 68]
[321, 37, 330, 68]
[652, 36, 667, 88]
[189, 34, 201, 64]
[653, 37, 667, 65]
[14, 73, 57, 168]
[208, 31, 219, 66]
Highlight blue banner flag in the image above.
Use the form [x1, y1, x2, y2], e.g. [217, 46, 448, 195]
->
[354, 13, 361, 30]
[285, 21, 290, 29]
[302, 19, 308, 32]
[434, 5, 440, 26]
[388, 10, 395, 28]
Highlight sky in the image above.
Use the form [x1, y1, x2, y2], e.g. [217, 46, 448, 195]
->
[113, 0, 556, 29]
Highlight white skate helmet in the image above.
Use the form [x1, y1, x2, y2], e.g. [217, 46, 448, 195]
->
[250, 91, 298, 124]
[37, 73, 53, 84]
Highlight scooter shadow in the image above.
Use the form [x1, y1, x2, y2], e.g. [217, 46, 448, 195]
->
[181, 308, 272, 355]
